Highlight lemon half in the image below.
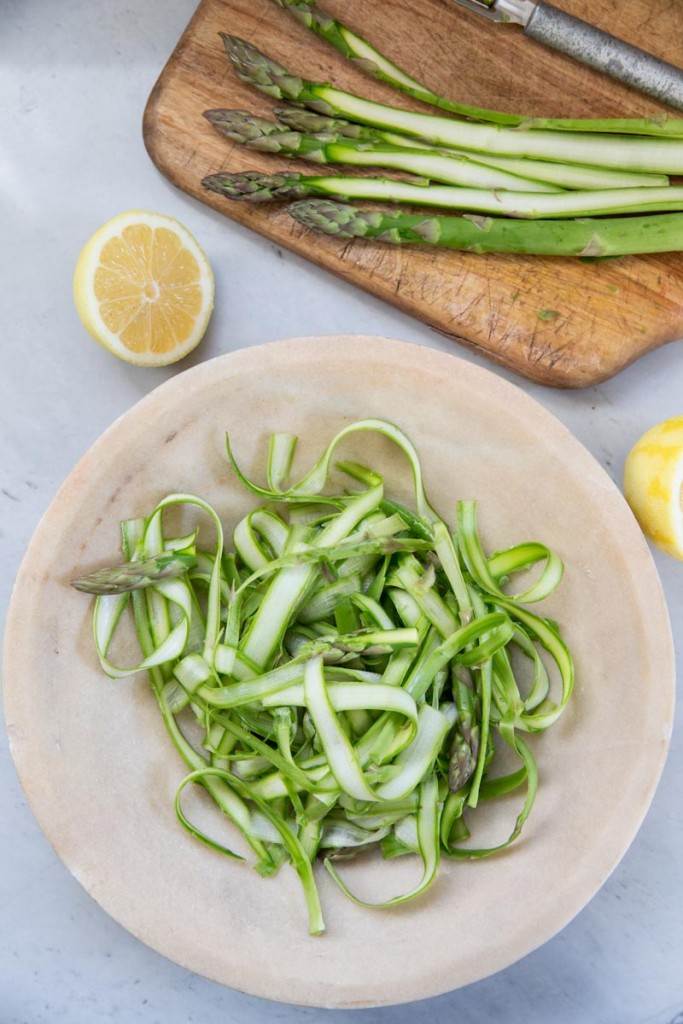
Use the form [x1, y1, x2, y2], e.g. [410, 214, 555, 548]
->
[73, 210, 214, 366]
[624, 416, 683, 560]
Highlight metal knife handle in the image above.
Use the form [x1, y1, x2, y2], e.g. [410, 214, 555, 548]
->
[525, 2, 683, 112]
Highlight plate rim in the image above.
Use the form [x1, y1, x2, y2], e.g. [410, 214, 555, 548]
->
[2, 334, 676, 1008]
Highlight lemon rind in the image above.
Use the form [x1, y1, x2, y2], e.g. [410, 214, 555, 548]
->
[73, 210, 214, 367]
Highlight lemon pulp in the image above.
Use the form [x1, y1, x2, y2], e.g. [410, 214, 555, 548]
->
[74, 210, 214, 366]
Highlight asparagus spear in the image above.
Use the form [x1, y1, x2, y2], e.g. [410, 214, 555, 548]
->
[211, 108, 577, 189]
[71, 551, 197, 595]
[272, 107, 670, 191]
[203, 170, 683, 218]
[287, 199, 683, 257]
[220, 36, 683, 173]
[271, 0, 683, 138]
[204, 109, 561, 192]
[271, 0, 520, 127]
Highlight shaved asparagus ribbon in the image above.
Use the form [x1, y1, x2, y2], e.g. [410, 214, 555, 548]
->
[79, 419, 574, 934]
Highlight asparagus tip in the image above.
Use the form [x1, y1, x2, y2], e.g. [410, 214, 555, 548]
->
[203, 108, 253, 126]
[203, 109, 293, 147]
[218, 34, 308, 103]
[71, 552, 197, 595]
[203, 171, 308, 202]
[288, 199, 383, 238]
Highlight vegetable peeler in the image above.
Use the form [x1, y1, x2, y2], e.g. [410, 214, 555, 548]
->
[451, 0, 683, 111]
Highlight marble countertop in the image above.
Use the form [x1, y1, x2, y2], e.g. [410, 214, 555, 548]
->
[1, 3, 681, 1021]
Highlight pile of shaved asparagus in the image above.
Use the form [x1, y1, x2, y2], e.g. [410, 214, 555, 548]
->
[200, 0, 683, 256]
[74, 418, 574, 934]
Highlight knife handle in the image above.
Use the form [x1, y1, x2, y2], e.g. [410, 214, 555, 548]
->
[525, 2, 683, 112]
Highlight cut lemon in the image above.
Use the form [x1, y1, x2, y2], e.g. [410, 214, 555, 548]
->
[623, 416, 683, 560]
[73, 210, 214, 366]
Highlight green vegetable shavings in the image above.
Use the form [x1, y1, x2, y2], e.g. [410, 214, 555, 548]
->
[73, 418, 574, 935]
[537, 310, 561, 321]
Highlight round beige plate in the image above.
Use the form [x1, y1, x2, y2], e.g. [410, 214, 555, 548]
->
[3, 336, 674, 1008]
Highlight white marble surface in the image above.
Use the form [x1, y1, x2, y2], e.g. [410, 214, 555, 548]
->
[1, 2, 682, 1021]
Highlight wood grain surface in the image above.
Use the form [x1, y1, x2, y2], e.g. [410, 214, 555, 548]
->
[143, 0, 683, 387]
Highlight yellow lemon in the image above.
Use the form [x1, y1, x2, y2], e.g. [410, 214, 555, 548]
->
[623, 416, 683, 560]
[73, 210, 214, 366]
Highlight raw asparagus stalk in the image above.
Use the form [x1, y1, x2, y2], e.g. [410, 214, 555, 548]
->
[71, 551, 197, 595]
[270, 0, 521, 127]
[272, 107, 670, 190]
[271, 0, 683, 138]
[204, 109, 561, 192]
[287, 199, 683, 257]
[203, 170, 683, 218]
[220, 36, 683, 173]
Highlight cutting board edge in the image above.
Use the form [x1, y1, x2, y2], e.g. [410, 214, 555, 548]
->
[140, 0, 683, 390]
[144, 106, 660, 390]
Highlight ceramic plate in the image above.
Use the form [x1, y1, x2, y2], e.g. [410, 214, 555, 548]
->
[2, 336, 674, 1008]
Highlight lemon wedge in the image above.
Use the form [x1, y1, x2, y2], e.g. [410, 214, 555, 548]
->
[73, 210, 214, 366]
[624, 416, 683, 560]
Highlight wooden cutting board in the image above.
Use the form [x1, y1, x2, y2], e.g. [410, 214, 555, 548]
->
[143, 0, 683, 387]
